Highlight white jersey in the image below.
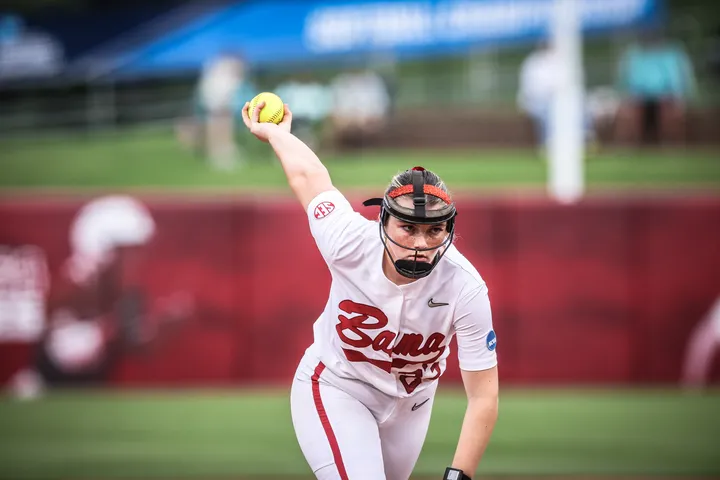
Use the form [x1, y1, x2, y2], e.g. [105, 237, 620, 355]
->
[304, 190, 497, 398]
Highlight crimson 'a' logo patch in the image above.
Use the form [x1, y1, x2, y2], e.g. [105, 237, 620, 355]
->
[313, 201, 335, 219]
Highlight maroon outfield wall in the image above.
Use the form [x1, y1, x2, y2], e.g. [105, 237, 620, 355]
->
[0, 194, 719, 387]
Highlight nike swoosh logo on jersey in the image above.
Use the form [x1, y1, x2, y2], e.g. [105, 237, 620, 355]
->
[411, 398, 430, 411]
[428, 298, 449, 308]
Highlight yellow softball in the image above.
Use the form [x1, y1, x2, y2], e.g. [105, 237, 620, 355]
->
[248, 92, 285, 124]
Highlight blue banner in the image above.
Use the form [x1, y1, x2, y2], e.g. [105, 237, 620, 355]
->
[103, 0, 663, 77]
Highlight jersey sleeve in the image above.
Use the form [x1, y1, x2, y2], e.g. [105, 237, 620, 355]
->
[453, 283, 498, 371]
[306, 189, 371, 265]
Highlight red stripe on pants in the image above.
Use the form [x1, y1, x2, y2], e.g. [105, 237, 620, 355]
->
[312, 362, 349, 480]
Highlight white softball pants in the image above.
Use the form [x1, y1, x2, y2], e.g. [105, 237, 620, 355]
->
[290, 353, 438, 480]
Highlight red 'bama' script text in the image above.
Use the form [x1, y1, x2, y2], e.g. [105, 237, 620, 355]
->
[335, 299, 446, 375]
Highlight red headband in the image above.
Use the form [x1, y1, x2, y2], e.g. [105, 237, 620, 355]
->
[387, 185, 452, 205]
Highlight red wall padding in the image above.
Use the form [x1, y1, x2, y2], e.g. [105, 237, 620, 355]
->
[1, 195, 718, 386]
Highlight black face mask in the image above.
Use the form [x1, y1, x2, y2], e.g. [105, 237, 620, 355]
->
[378, 220, 455, 279]
[364, 167, 457, 280]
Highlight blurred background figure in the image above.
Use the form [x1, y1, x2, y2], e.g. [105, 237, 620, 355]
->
[176, 52, 256, 170]
[517, 40, 596, 153]
[682, 295, 720, 389]
[274, 74, 332, 151]
[586, 86, 622, 143]
[329, 67, 391, 150]
[614, 27, 697, 146]
[8, 195, 194, 399]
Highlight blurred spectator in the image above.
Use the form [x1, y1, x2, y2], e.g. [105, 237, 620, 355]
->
[274, 74, 332, 150]
[517, 40, 595, 152]
[176, 52, 256, 170]
[682, 295, 720, 389]
[369, 53, 399, 116]
[8, 196, 193, 398]
[614, 28, 697, 145]
[586, 86, 622, 142]
[329, 67, 391, 150]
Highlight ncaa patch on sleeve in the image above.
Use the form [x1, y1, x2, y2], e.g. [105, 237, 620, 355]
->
[486, 330, 497, 351]
[313, 201, 335, 219]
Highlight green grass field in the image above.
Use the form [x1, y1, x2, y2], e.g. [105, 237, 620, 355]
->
[0, 388, 718, 479]
[1, 127, 719, 193]
[1, 130, 719, 480]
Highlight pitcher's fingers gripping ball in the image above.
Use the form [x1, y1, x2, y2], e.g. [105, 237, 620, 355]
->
[248, 92, 285, 124]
